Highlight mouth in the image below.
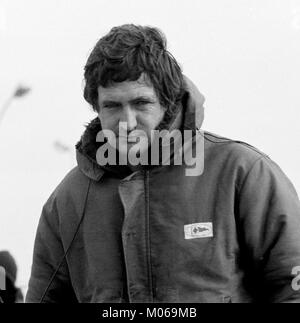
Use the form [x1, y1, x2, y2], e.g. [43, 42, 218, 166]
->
[118, 133, 145, 140]
[118, 136, 140, 143]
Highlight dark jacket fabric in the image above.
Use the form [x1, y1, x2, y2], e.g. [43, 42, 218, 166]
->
[26, 79, 300, 303]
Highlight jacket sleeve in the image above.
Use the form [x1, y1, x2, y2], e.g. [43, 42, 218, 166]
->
[26, 193, 78, 303]
[237, 156, 300, 303]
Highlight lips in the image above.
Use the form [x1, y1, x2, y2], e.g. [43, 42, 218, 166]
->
[118, 133, 146, 141]
[118, 136, 140, 143]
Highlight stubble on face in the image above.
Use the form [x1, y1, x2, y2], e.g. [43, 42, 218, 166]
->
[97, 74, 166, 153]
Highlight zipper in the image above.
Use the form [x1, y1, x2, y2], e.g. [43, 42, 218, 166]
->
[144, 169, 155, 301]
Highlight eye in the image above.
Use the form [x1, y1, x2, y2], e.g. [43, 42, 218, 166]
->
[134, 100, 154, 108]
[103, 103, 121, 109]
[135, 100, 148, 105]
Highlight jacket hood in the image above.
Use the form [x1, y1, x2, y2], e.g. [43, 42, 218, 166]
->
[75, 76, 205, 181]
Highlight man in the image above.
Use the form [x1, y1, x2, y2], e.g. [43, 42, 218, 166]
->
[26, 24, 300, 303]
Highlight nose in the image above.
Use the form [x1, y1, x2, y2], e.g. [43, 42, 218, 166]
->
[120, 105, 137, 132]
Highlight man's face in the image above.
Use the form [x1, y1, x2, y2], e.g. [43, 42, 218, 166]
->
[97, 74, 166, 156]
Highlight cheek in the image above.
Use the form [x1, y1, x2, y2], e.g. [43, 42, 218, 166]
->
[140, 107, 165, 128]
[150, 108, 165, 128]
[158, 107, 166, 122]
[98, 111, 118, 130]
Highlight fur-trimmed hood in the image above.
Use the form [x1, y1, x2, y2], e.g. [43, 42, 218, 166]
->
[75, 76, 205, 180]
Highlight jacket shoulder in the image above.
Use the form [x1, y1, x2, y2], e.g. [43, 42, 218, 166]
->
[51, 166, 90, 200]
[204, 130, 271, 165]
[41, 166, 91, 227]
[202, 131, 293, 192]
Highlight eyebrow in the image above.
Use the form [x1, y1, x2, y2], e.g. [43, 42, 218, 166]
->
[101, 96, 156, 106]
[130, 96, 156, 103]
[101, 100, 122, 106]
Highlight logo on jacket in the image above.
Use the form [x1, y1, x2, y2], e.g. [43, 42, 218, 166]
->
[184, 222, 213, 239]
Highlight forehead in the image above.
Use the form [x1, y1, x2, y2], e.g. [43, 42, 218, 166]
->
[97, 76, 157, 102]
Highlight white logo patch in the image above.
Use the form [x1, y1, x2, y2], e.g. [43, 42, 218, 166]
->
[184, 222, 213, 239]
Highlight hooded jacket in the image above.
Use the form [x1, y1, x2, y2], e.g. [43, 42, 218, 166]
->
[26, 79, 300, 303]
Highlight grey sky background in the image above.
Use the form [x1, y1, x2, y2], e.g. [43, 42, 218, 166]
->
[0, 0, 299, 293]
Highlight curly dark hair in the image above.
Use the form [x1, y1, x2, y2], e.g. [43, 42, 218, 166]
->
[83, 24, 185, 122]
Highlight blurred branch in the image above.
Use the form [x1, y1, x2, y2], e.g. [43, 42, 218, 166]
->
[13, 86, 31, 98]
[53, 141, 72, 153]
[54, 140, 74, 168]
[0, 96, 13, 126]
[0, 85, 31, 126]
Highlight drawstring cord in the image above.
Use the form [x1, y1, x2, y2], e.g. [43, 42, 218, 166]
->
[39, 178, 92, 303]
